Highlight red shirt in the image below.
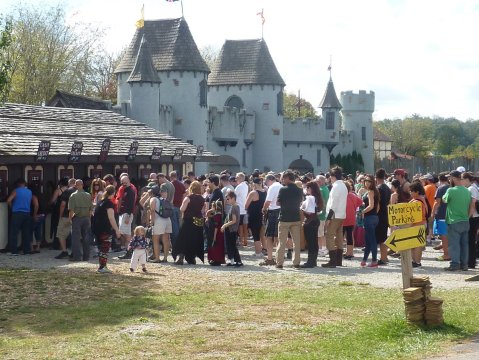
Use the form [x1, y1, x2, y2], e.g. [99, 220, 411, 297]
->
[344, 192, 363, 227]
[172, 179, 186, 208]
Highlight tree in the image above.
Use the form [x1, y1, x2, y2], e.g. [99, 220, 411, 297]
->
[5, 5, 105, 104]
[283, 92, 318, 120]
[0, 18, 12, 104]
[199, 45, 219, 70]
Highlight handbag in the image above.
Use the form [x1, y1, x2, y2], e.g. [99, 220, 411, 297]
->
[353, 225, 365, 248]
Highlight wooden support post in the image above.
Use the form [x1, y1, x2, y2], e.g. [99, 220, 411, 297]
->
[400, 249, 413, 288]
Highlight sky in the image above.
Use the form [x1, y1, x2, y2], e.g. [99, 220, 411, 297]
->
[1, 0, 479, 121]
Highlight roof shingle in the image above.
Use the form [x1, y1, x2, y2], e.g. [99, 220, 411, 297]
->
[115, 18, 209, 74]
[208, 39, 285, 86]
[47, 90, 111, 110]
[127, 36, 161, 83]
[0, 103, 215, 158]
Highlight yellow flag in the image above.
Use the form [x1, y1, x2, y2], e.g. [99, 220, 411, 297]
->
[135, 5, 144, 28]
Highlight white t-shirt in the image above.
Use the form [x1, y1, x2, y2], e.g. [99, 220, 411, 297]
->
[468, 185, 479, 218]
[326, 180, 348, 219]
[265, 181, 282, 210]
[235, 181, 249, 215]
[301, 195, 316, 213]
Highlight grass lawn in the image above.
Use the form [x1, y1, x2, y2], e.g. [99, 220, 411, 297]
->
[0, 267, 478, 359]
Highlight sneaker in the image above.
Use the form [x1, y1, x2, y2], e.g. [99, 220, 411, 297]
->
[436, 255, 451, 261]
[444, 266, 460, 271]
[368, 261, 378, 268]
[97, 267, 112, 274]
[55, 251, 69, 259]
[412, 261, 422, 268]
[130, 268, 134, 272]
[461, 266, 468, 271]
[142, 268, 148, 273]
[275, 264, 283, 269]
[343, 255, 354, 260]
[292, 264, 300, 269]
[259, 258, 276, 266]
[377, 260, 388, 266]
[433, 244, 443, 251]
[7, 253, 19, 256]
[318, 249, 328, 257]
[234, 262, 244, 267]
[360, 261, 367, 267]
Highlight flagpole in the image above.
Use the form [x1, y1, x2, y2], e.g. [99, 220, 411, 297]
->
[181, 0, 184, 18]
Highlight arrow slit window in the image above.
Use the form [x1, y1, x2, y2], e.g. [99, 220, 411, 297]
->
[326, 112, 334, 129]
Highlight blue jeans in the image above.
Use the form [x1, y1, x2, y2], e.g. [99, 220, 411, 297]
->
[9, 212, 32, 254]
[363, 215, 379, 262]
[170, 207, 180, 246]
[447, 220, 470, 269]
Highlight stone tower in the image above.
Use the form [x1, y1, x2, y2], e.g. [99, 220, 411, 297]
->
[318, 77, 342, 158]
[340, 90, 375, 173]
[208, 39, 285, 173]
[115, 18, 211, 173]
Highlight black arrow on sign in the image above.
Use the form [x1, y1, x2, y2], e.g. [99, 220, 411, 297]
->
[390, 227, 426, 247]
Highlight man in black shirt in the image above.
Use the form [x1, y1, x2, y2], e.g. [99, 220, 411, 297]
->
[54, 178, 76, 259]
[375, 168, 391, 265]
[276, 170, 303, 269]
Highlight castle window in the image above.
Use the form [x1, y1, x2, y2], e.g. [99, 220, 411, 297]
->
[225, 95, 244, 109]
[317, 150, 321, 166]
[326, 111, 334, 130]
[277, 90, 283, 115]
[326, 112, 334, 130]
[362, 126, 366, 141]
[199, 79, 207, 107]
[242, 149, 246, 167]
[262, 103, 269, 110]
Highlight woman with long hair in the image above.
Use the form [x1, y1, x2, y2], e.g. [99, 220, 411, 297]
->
[173, 181, 206, 265]
[92, 185, 121, 273]
[245, 177, 267, 257]
[360, 174, 380, 267]
[300, 181, 323, 268]
[343, 181, 363, 259]
[90, 178, 105, 210]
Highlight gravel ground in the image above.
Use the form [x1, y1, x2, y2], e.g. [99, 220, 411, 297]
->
[1, 244, 477, 289]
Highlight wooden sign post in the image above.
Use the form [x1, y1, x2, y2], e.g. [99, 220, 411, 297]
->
[387, 202, 426, 289]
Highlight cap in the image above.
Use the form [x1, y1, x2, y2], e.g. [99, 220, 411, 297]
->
[421, 173, 434, 181]
[448, 170, 462, 178]
[393, 169, 405, 176]
[456, 166, 466, 173]
[253, 169, 260, 173]
[229, 176, 236, 182]
[148, 173, 157, 180]
[146, 182, 156, 189]
[150, 185, 160, 196]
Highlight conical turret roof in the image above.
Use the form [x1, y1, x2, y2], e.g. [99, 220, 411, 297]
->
[319, 79, 342, 109]
[127, 36, 161, 83]
[116, 18, 209, 74]
[209, 39, 285, 86]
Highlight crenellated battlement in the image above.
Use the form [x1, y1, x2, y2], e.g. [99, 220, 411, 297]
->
[340, 90, 375, 112]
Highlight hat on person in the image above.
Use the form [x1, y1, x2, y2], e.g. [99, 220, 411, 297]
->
[393, 169, 406, 176]
[229, 176, 236, 182]
[456, 166, 466, 173]
[146, 182, 156, 189]
[148, 173, 157, 180]
[253, 169, 260, 174]
[421, 173, 434, 181]
[150, 185, 161, 196]
[448, 170, 462, 179]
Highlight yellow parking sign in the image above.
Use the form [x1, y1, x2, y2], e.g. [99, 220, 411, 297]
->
[387, 202, 423, 227]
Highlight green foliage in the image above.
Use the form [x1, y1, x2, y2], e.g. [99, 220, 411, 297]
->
[374, 115, 479, 159]
[330, 151, 364, 175]
[4, 4, 118, 104]
[283, 92, 318, 120]
[0, 18, 12, 104]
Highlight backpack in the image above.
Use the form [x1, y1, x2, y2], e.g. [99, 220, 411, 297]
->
[155, 197, 173, 218]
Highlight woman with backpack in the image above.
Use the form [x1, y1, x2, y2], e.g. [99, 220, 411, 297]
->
[149, 185, 172, 263]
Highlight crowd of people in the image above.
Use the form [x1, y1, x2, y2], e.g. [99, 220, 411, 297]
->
[4, 165, 479, 273]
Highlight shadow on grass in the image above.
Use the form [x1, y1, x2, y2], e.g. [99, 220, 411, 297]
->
[0, 268, 175, 337]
